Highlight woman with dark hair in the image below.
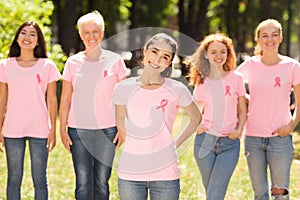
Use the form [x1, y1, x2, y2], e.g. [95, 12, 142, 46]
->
[113, 33, 201, 200]
[0, 21, 60, 200]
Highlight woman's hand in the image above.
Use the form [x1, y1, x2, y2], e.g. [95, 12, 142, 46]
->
[47, 128, 56, 152]
[0, 133, 4, 153]
[196, 125, 207, 135]
[60, 129, 73, 153]
[275, 120, 295, 137]
[224, 129, 242, 140]
[113, 131, 126, 150]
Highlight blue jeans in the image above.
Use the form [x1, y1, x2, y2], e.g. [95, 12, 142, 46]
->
[5, 137, 49, 200]
[118, 178, 180, 200]
[245, 136, 293, 200]
[194, 132, 240, 200]
[68, 127, 117, 200]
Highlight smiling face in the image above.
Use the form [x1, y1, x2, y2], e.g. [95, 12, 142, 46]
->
[256, 23, 282, 53]
[206, 41, 228, 69]
[80, 21, 104, 52]
[143, 40, 173, 74]
[17, 25, 38, 51]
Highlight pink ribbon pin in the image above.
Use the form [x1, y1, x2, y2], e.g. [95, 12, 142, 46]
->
[103, 70, 108, 77]
[225, 85, 231, 96]
[156, 99, 168, 111]
[274, 77, 281, 87]
[36, 74, 41, 84]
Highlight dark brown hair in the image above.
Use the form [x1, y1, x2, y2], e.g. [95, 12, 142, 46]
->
[8, 21, 47, 58]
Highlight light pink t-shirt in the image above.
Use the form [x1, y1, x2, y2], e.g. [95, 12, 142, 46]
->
[62, 50, 127, 129]
[193, 70, 246, 136]
[112, 77, 193, 181]
[0, 57, 61, 138]
[237, 55, 300, 137]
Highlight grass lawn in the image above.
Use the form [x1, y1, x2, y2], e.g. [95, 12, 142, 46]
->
[0, 113, 300, 199]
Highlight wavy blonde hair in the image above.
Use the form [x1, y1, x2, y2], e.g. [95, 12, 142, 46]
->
[186, 33, 236, 86]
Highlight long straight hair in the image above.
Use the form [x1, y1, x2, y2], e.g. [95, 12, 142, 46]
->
[8, 21, 47, 58]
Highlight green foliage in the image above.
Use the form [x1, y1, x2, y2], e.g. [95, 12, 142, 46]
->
[0, 0, 66, 71]
[0, 116, 300, 199]
[139, 0, 177, 27]
[120, 0, 132, 22]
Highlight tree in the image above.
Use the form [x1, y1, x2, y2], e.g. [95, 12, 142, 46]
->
[178, 0, 210, 42]
[52, 0, 82, 56]
[0, 0, 66, 71]
[52, 0, 130, 54]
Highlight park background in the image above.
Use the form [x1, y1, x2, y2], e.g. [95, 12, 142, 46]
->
[0, 0, 300, 199]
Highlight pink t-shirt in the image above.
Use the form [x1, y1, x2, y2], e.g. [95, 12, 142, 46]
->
[112, 77, 193, 181]
[193, 70, 246, 136]
[0, 57, 61, 138]
[237, 55, 300, 137]
[62, 50, 127, 129]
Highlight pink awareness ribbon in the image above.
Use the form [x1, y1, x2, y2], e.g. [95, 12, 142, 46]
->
[36, 74, 41, 84]
[225, 85, 231, 96]
[156, 99, 168, 111]
[274, 77, 281, 87]
[103, 69, 108, 77]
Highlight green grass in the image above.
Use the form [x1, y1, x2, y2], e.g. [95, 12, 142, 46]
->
[0, 114, 300, 199]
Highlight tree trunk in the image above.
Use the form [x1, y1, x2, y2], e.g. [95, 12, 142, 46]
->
[53, 0, 81, 55]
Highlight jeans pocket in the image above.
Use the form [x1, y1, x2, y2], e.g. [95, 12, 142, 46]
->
[197, 133, 218, 159]
[102, 126, 118, 144]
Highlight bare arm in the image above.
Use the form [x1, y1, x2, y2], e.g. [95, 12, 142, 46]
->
[175, 101, 201, 148]
[59, 80, 73, 153]
[46, 81, 58, 152]
[113, 104, 127, 150]
[226, 96, 247, 139]
[0, 82, 7, 152]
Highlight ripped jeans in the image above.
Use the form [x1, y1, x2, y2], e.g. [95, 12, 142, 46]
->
[244, 136, 294, 200]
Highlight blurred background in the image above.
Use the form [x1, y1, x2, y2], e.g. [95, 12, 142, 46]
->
[1, 2, 300, 199]
[1, 0, 300, 73]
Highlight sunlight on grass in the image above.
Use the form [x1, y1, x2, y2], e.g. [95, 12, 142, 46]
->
[0, 114, 299, 199]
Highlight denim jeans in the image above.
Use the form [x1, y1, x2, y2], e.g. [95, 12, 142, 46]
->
[194, 132, 240, 200]
[118, 178, 180, 200]
[68, 127, 117, 200]
[244, 136, 293, 200]
[4, 137, 49, 200]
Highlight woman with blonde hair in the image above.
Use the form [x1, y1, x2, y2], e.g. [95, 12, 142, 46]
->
[237, 19, 300, 199]
[59, 10, 127, 200]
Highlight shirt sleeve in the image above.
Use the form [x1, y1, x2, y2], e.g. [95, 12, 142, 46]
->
[236, 58, 250, 80]
[47, 59, 61, 83]
[62, 59, 72, 82]
[177, 82, 193, 107]
[112, 82, 126, 105]
[115, 58, 127, 81]
[193, 84, 202, 101]
[292, 61, 300, 86]
[0, 61, 7, 83]
[236, 74, 246, 97]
